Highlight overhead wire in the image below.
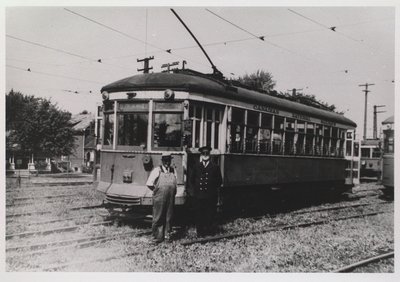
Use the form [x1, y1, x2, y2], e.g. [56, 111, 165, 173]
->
[63, 8, 210, 70]
[204, 8, 333, 69]
[102, 15, 394, 62]
[6, 34, 136, 72]
[6, 64, 104, 85]
[6, 34, 93, 61]
[205, 9, 265, 41]
[206, 8, 391, 82]
[287, 8, 365, 43]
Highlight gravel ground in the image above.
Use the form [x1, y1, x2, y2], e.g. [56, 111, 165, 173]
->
[68, 212, 392, 272]
[5, 178, 394, 272]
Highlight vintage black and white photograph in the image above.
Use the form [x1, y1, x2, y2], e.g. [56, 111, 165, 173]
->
[3, 2, 396, 275]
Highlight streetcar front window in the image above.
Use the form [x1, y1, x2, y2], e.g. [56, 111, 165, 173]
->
[153, 113, 182, 148]
[118, 113, 148, 147]
[116, 102, 149, 148]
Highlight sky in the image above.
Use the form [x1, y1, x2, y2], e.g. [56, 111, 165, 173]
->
[5, 5, 396, 139]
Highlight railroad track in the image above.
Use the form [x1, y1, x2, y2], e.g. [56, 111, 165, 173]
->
[7, 214, 98, 231]
[180, 210, 391, 246]
[6, 185, 93, 194]
[333, 251, 394, 272]
[32, 209, 392, 271]
[6, 204, 104, 219]
[6, 197, 98, 208]
[12, 181, 94, 188]
[244, 201, 389, 223]
[292, 201, 389, 215]
[7, 229, 152, 255]
[9, 193, 83, 202]
[6, 220, 113, 240]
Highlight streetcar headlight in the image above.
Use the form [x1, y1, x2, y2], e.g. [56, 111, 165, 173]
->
[164, 89, 175, 100]
[102, 91, 109, 100]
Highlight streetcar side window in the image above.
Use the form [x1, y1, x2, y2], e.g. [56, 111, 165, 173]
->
[315, 124, 323, 155]
[323, 126, 331, 156]
[331, 127, 339, 157]
[229, 108, 245, 153]
[189, 104, 201, 148]
[204, 107, 222, 149]
[305, 122, 314, 155]
[245, 110, 259, 153]
[296, 120, 306, 155]
[214, 109, 222, 149]
[284, 118, 295, 155]
[259, 113, 273, 153]
[383, 129, 394, 154]
[338, 129, 346, 157]
[273, 116, 284, 154]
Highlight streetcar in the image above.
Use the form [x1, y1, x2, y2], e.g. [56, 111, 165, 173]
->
[95, 69, 357, 214]
[381, 116, 394, 193]
[360, 139, 382, 180]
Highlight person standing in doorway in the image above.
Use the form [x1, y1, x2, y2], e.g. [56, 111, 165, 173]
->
[146, 152, 177, 243]
[188, 145, 222, 237]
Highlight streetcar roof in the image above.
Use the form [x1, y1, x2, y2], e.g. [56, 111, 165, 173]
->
[101, 72, 356, 128]
[382, 115, 394, 125]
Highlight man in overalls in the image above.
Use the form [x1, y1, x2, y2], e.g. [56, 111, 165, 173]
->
[146, 153, 177, 243]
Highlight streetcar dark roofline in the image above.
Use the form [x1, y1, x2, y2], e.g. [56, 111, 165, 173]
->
[101, 72, 357, 128]
[382, 115, 394, 125]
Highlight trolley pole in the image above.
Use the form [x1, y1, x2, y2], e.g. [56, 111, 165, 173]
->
[358, 83, 375, 140]
[373, 105, 386, 139]
[137, 56, 154, 73]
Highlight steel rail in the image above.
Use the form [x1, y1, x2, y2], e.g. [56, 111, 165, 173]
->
[6, 220, 112, 240]
[292, 201, 389, 215]
[6, 199, 101, 209]
[6, 204, 103, 220]
[9, 181, 93, 188]
[9, 193, 82, 201]
[8, 214, 97, 228]
[7, 229, 152, 254]
[333, 251, 394, 272]
[6, 185, 93, 193]
[181, 210, 390, 246]
[27, 210, 393, 271]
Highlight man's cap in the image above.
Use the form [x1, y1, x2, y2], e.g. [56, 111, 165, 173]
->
[198, 145, 212, 153]
[161, 152, 173, 159]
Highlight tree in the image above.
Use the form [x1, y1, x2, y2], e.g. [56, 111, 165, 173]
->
[234, 70, 338, 113]
[237, 69, 276, 92]
[6, 90, 75, 158]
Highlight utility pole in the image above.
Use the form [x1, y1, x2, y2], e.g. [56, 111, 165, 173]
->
[358, 83, 375, 140]
[373, 105, 386, 139]
[137, 56, 154, 73]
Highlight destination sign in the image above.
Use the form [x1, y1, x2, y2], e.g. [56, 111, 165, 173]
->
[253, 104, 279, 114]
[292, 113, 311, 121]
[320, 119, 336, 126]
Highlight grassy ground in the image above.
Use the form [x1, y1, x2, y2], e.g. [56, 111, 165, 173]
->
[5, 177, 394, 272]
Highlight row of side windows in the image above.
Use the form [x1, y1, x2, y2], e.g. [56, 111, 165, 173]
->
[228, 107, 346, 157]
